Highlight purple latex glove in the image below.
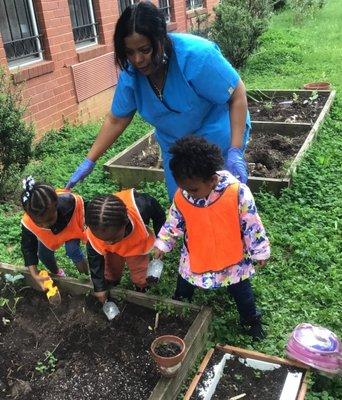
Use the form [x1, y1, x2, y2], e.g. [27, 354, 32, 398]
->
[226, 147, 248, 183]
[66, 158, 95, 189]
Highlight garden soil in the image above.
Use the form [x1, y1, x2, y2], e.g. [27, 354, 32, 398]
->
[190, 349, 303, 400]
[248, 93, 328, 123]
[0, 284, 194, 400]
[128, 130, 307, 178]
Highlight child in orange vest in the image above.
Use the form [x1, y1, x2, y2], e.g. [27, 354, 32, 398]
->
[21, 176, 88, 290]
[85, 189, 165, 305]
[153, 136, 271, 340]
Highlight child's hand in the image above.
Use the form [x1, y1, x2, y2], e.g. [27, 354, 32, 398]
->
[152, 247, 164, 260]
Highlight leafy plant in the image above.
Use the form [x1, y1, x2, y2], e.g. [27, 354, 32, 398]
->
[0, 295, 22, 316]
[210, 0, 272, 69]
[0, 68, 34, 200]
[189, 10, 211, 39]
[289, 0, 326, 24]
[35, 351, 58, 374]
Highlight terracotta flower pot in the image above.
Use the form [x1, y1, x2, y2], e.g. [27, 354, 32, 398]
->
[303, 82, 331, 90]
[150, 335, 186, 377]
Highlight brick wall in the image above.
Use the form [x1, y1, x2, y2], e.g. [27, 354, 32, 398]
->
[0, 0, 216, 138]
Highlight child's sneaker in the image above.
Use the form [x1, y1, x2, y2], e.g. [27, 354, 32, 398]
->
[56, 268, 66, 277]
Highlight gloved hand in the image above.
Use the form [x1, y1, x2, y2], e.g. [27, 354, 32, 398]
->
[226, 147, 248, 184]
[65, 158, 95, 189]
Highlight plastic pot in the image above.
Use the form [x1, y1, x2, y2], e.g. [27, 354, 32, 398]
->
[150, 335, 186, 377]
[303, 82, 331, 90]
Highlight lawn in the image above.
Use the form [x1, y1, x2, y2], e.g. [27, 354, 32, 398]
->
[0, 1, 341, 398]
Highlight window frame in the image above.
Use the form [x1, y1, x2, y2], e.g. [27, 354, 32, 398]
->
[159, 0, 172, 23]
[186, 0, 204, 12]
[0, 0, 44, 69]
[68, 0, 98, 50]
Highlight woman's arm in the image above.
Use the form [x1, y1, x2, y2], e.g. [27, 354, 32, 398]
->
[66, 112, 134, 188]
[87, 112, 134, 162]
[229, 80, 248, 148]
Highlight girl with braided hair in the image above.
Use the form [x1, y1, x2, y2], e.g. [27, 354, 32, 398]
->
[85, 189, 165, 305]
[21, 177, 89, 291]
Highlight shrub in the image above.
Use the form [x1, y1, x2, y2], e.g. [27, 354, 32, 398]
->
[0, 68, 34, 201]
[210, 0, 272, 69]
[189, 10, 211, 39]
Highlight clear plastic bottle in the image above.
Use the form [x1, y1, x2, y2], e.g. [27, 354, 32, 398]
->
[146, 259, 164, 284]
[102, 300, 120, 321]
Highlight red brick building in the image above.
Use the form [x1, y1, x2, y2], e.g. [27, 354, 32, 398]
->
[0, 0, 217, 138]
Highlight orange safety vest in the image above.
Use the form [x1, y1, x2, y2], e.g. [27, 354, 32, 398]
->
[21, 189, 87, 251]
[86, 189, 155, 257]
[174, 183, 244, 274]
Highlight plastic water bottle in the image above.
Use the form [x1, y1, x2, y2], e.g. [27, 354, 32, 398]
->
[102, 300, 120, 321]
[146, 259, 164, 284]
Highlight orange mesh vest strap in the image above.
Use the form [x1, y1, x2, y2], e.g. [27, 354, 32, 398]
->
[86, 189, 155, 257]
[174, 183, 243, 274]
[21, 191, 87, 251]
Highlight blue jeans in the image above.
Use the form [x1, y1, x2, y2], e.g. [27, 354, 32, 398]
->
[174, 274, 260, 324]
[38, 239, 84, 274]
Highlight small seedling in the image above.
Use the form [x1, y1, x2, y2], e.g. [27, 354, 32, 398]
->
[0, 296, 22, 316]
[253, 369, 262, 379]
[264, 101, 273, 110]
[292, 92, 299, 103]
[35, 351, 58, 374]
[234, 373, 243, 382]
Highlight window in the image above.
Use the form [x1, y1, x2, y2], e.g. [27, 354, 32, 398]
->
[68, 0, 98, 49]
[118, 0, 138, 15]
[0, 0, 43, 67]
[186, 0, 204, 11]
[159, 0, 172, 23]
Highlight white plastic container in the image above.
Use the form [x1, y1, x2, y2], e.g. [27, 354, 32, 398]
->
[146, 259, 164, 284]
[102, 300, 120, 321]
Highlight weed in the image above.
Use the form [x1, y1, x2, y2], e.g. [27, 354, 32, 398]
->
[35, 351, 58, 374]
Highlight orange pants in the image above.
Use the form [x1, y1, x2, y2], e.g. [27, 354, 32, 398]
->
[104, 252, 148, 289]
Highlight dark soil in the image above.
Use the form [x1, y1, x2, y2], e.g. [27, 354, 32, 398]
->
[248, 92, 328, 124]
[155, 342, 182, 358]
[127, 130, 308, 178]
[191, 349, 304, 400]
[0, 276, 195, 400]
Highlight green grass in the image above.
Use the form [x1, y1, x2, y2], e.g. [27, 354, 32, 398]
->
[1, 1, 342, 398]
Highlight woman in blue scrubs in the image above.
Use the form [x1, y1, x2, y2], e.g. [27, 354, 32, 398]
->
[67, 2, 250, 199]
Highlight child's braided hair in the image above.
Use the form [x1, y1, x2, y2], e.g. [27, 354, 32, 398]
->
[86, 195, 129, 230]
[21, 176, 57, 217]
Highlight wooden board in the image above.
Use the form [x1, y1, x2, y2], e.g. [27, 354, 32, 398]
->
[0, 262, 212, 400]
[184, 344, 310, 400]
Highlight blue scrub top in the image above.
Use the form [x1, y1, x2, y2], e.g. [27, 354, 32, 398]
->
[112, 33, 251, 198]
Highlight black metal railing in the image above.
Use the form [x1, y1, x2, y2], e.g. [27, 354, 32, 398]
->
[186, 0, 204, 11]
[68, 0, 98, 44]
[0, 0, 43, 63]
[159, 0, 171, 23]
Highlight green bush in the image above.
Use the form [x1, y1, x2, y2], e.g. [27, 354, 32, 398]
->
[0, 68, 34, 201]
[210, 0, 272, 69]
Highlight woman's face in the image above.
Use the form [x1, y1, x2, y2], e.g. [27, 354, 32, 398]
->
[124, 32, 161, 75]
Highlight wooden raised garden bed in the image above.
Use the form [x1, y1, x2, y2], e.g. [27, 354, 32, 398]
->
[184, 344, 309, 400]
[104, 89, 335, 196]
[0, 262, 212, 400]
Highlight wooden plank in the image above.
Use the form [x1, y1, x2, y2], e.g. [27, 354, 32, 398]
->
[285, 90, 336, 178]
[149, 306, 212, 400]
[248, 89, 331, 100]
[183, 348, 215, 400]
[217, 344, 309, 370]
[252, 121, 311, 136]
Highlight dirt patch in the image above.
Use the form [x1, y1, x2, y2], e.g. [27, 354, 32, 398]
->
[191, 349, 304, 400]
[248, 92, 328, 124]
[125, 130, 308, 178]
[0, 276, 195, 400]
[155, 342, 182, 357]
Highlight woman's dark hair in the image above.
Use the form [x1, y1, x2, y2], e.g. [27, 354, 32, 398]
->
[114, 2, 172, 71]
[21, 177, 57, 217]
[86, 195, 129, 230]
[169, 136, 224, 182]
